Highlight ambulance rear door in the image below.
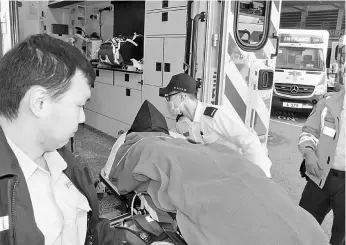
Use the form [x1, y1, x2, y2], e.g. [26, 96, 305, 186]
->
[216, 0, 282, 148]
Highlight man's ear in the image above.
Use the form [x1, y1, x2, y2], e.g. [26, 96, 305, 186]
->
[27, 86, 51, 118]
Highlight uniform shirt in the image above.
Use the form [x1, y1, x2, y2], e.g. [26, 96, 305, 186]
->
[176, 101, 272, 178]
[6, 137, 91, 245]
[332, 95, 345, 171]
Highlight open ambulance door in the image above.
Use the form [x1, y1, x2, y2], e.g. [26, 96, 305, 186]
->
[215, 0, 282, 149]
[0, 0, 19, 57]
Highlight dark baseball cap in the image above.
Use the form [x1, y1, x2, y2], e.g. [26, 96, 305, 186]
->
[159, 73, 197, 97]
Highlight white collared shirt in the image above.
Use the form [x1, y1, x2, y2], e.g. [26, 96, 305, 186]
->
[176, 101, 272, 178]
[6, 137, 91, 245]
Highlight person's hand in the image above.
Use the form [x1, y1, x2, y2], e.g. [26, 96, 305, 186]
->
[304, 148, 323, 178]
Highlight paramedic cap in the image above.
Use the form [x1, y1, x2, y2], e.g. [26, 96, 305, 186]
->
[159, 73, 197, 97]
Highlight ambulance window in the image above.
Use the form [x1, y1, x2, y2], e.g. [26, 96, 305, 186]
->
[341, 46, 346, 63]
[234, 1, 271, 50]
[335, 45, 339, 60]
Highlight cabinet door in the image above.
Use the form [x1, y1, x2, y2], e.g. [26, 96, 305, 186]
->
[85, 82, 141, 125]
[145, 1, 164, 11]
[145, 1, 187, 11]
[107, 86, 142, 125]
[145, 9, 187, 36]
[143, 38, 164, 86]
[95, 69, 113, 85]
[163, 37, 186, 87]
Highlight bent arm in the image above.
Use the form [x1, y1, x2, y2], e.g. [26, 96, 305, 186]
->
[298, 101, 324, 154]
[212, 108, 272, 177]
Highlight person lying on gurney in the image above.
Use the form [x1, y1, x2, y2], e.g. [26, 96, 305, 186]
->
[102, 100, 187, 179]
[103, 100, 330, 245]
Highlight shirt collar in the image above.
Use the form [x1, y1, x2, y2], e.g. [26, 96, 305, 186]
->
[45, 151, 67, 185]
[6, 136, 38, 180]
[5, 136, 67, 184]
[193, 101, 205, 123]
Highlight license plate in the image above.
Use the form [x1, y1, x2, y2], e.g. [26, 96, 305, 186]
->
[283, 102, 312, 109]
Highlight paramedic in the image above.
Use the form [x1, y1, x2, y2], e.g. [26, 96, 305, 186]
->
[298, 88, 345, 245]
[0, 34, 120, 245]
[159, 73, 272, 178]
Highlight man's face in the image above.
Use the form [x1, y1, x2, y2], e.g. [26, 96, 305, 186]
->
[165, 91, 182, 115]
[42, 69, 91, 151]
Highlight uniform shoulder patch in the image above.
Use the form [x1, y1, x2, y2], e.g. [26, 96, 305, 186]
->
[176, 114, 184, 122]
[203, 107, 218, 118]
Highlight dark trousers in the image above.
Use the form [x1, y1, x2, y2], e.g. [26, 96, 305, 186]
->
[299, 169, 345, 245]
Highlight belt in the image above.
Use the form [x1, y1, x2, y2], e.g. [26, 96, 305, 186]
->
[330, 169, 345, 179]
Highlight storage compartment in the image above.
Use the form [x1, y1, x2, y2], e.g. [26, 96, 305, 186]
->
[145, 9, 187, 36]
[142, 84, 175, 120]
[85, 109, 130, 138]
[95, 69, 114, 85]
[143, 38, 164, 86]
[162, 37, 186, 87]
[113, 72, 143, 91]
[85, 82, 141, 125]
[106, 86, 142, 125]
[143, 37, 186, 88]
[145, 0, 188, 12]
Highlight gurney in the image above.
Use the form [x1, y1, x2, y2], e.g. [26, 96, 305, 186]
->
[97, 100, 330, 245]
[97, 100, 188, 244]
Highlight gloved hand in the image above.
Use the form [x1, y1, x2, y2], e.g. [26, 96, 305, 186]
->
[303, 148, 323, 178]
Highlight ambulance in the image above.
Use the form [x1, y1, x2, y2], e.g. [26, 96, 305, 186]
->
[0, 0, 283, 152]
[272, 29, 329, 111]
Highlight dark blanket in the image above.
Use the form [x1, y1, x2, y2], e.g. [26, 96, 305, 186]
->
[109, 132, 330, 245]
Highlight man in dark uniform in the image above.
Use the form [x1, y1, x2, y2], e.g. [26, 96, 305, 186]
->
[159, 73, 272, 178]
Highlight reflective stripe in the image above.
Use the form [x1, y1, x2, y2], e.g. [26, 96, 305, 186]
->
[220, 0, 281, 146]
[299, 132, 319, 148]
[0, 216, 9, 232]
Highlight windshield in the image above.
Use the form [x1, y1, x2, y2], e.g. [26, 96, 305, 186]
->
[275, 47, 325, 71]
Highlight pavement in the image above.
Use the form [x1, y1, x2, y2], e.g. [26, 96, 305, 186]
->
[268, 108, 333, 238]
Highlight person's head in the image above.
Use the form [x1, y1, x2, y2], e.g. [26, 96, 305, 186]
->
[126, 100, 169, 136]
[159, 73, 198, 119]
[0, 33, 95, 151]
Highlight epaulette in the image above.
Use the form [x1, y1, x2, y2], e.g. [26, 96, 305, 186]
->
[203, 107, 218, 118]
[176, 114, 184, 122]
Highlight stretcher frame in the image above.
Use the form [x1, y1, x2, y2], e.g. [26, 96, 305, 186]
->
[99, 168, 188, 244]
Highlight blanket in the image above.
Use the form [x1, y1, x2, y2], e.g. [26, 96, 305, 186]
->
[109, 132, 330, 245]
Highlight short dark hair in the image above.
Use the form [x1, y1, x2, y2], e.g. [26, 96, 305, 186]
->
[0, 33, 95, 121]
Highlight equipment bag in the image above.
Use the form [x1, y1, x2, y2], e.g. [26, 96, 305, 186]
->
[98, 33, 144, 68]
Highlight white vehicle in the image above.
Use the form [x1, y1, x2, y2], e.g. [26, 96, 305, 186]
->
[0, 0, 282, 152]
[272, 29, 329, 111]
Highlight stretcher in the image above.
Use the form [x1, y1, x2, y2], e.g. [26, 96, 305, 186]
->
[98, 168, 187, 245]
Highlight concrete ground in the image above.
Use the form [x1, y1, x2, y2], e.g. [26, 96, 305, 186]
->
[70, 107, 334, 239]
